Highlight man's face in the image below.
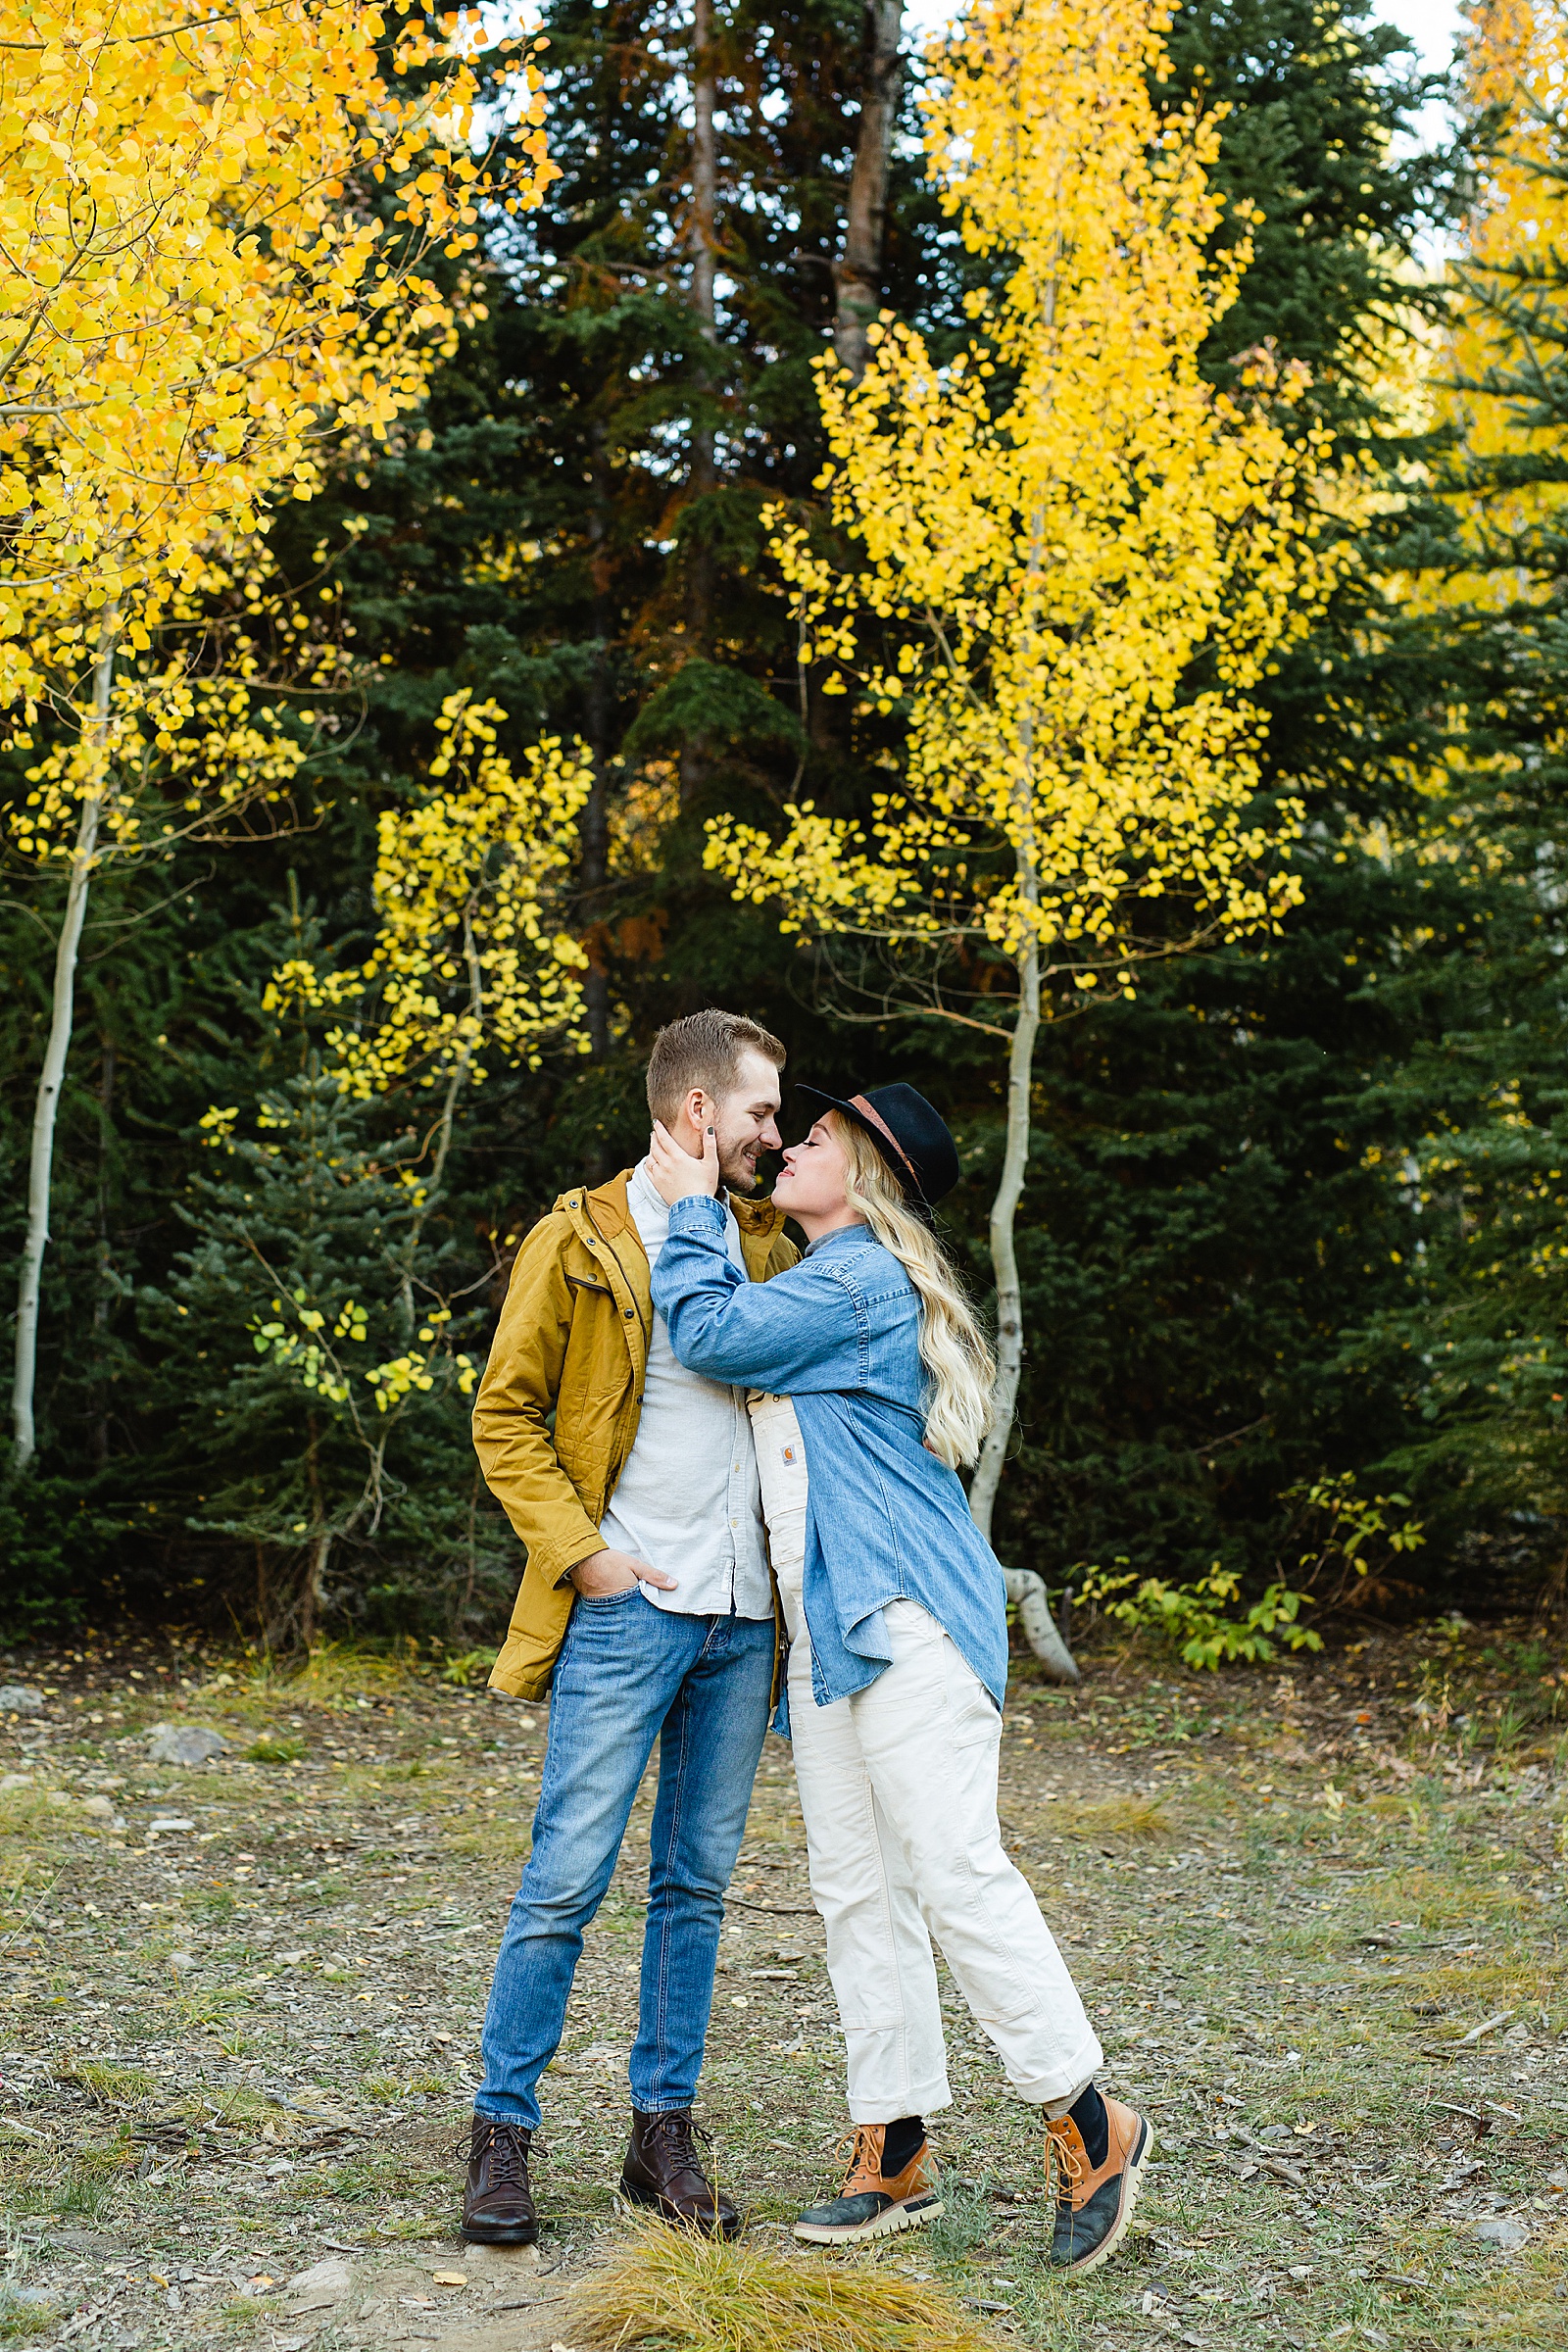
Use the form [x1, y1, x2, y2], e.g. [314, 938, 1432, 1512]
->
[703, 1048, 783, 1193]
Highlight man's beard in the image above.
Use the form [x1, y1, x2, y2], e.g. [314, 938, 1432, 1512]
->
[718, 1139, 764, 1194]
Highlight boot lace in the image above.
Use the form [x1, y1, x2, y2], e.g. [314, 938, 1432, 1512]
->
[834, 2126, 882, 2195]
[1043, 2116, 1086, 2206]
[646, 2111, 712, 2168]
[464, 2118, 533, 2185]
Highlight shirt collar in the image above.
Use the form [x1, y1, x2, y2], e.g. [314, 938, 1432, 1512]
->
[629, 1159, 665, 1218]
[804, 1220, 873, 1257]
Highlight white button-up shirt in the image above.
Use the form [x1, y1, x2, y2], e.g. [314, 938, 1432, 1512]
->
[597, 1162, 773, 1621]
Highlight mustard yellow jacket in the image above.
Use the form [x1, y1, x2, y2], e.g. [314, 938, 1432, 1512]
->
[474, 1167, 799, 1699]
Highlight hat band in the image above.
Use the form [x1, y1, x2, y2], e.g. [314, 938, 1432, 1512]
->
[848, 1094, 922, 1197]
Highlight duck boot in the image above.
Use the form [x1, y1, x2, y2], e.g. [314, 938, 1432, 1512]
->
[1044, 2092, 1152, 2276]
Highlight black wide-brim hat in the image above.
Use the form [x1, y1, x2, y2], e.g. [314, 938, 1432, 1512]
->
[795, 1082, 961, 1221]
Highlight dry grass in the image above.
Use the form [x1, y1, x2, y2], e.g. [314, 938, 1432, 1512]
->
[1054, 1793, 1172, 1840]
[55, 2060, 155, 2107]
[197, 1638, 430, 1714]
[244, 1735, 307, 1763]
[570, 2217, 1000, 2352]
[0, 2300, 54, 2341]
[1447, 2225, 1568, 2347]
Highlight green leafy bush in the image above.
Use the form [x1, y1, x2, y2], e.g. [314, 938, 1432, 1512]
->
[245, 1736, 306, 1765]
[439, 1646, 500, 1687]
[1076, 1560, 1323, 1669]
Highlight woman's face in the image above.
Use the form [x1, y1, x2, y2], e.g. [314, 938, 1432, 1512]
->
[771, 1117, 852, 1221]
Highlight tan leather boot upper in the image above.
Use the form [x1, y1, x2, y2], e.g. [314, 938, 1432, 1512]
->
[838, 2124, 938, 2205]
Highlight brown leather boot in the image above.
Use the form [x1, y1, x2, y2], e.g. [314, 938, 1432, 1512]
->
[620, 2109, 740, 2238]
[460, 2115, 538, 2245]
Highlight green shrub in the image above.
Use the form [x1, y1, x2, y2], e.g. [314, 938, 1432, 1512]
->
[246, 1736, 306, 1764]
[1078, 1559, 1323, 1668]
[439, 1646, 499, 1687]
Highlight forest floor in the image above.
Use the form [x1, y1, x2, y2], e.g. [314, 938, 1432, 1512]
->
[1, 1614, 1565, 2352]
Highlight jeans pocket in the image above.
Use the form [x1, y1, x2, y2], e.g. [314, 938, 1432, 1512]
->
[577, 1584, 642, 1610]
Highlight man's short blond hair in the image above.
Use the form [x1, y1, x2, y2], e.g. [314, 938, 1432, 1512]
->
[646, 1009, 786, 1126]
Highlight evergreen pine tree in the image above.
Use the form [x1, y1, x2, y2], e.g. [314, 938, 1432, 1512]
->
[147, 1063, 498, 1648]
[1334, 57, 1568, 1603]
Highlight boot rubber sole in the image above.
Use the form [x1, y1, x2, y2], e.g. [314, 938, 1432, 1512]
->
[460, 2216, 539, 2245]
[794, 2191, 945, 2246]
[618, 2173, 742, 2240]
[1058, 2118, 1152, 2278]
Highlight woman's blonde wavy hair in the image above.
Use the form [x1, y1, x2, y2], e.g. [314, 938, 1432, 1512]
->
[827, 1110, 997, 1470]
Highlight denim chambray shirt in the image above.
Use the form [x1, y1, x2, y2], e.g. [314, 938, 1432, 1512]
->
[653, 1195, 1009, 1727]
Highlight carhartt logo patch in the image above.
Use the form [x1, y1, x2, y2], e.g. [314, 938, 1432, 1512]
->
[781, 1443, 799, 1465]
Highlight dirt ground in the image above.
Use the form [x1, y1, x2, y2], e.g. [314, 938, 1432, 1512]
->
[2, 1615, 1564, 2351]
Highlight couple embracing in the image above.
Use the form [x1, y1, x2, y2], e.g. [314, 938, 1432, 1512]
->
[463, 1010, 1149, 2276]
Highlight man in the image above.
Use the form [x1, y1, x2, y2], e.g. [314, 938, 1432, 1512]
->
[462, 1009, 796, 2246]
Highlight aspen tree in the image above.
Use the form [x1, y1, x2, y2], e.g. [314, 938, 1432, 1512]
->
[708, 0, 1347, 1540]
[2, 0, 554, 1471]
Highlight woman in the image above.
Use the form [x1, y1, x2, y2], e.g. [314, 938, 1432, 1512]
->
[645, 1081, 1150, 2278]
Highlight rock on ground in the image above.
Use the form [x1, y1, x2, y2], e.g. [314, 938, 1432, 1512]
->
[146, 1722, 230, 1764]
[282, 2255, 355, 2310]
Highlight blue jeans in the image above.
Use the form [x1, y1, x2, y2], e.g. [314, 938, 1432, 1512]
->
[475, 1589, 775, 2131]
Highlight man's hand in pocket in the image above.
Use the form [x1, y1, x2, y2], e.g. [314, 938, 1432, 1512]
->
[570, 1547, 677, 1597]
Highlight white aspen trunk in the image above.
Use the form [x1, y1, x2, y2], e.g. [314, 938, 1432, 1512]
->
[10, 612, 118, 1474]
[967, 879, 1079, 1683]
[299, 1530, 331, 1652]
[969, 933, 1039, 1541]
[425, 901, 480, 1200]
[690, 0, 717, 351]
[1003, 1565, 1079, 1684]
[583, 432, 612, 1070]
